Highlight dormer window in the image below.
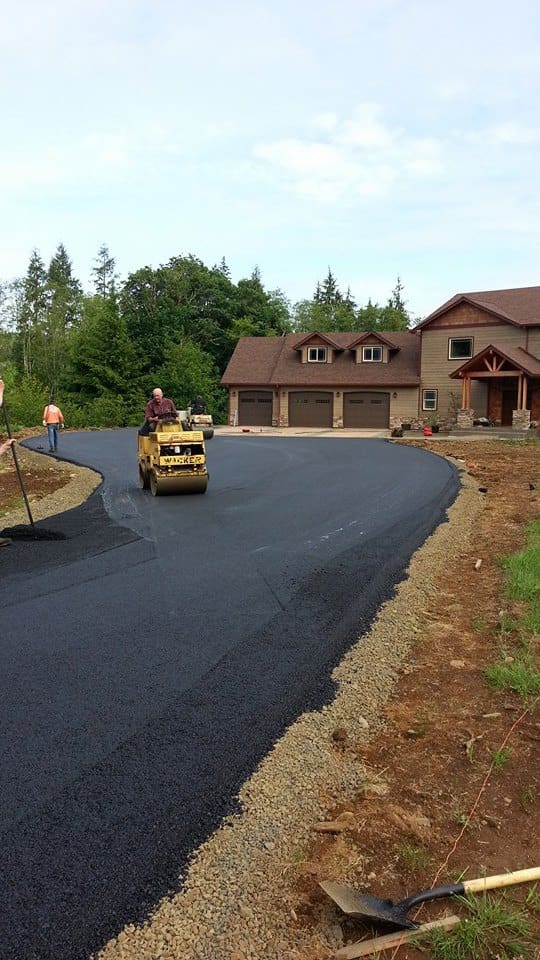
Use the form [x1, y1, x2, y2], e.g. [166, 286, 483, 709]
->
[308, 347, 327, 362]
[362, 345, 382, 362]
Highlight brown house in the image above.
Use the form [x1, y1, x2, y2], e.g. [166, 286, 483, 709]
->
[221, 286, 540, 430]
[418, 286, 540, 429]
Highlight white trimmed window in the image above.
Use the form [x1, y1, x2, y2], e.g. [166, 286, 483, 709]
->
[422, 389, 438, 411]
[362, 345, 382, 362]
[448, 337, 473, 360]
[308, 346, 327, 362]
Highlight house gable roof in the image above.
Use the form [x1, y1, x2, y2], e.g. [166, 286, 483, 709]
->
[221, 331, 420, 387]
[450, 343, 540, 379]
[417, 286, 540, 330]
[293, 331, 344, 350]
[347, 331, 399, 350]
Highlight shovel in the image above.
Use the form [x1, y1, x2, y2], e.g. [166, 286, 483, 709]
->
[320, 866, 540, 931]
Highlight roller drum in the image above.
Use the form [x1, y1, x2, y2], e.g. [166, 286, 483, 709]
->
[150, 473, 208, 496]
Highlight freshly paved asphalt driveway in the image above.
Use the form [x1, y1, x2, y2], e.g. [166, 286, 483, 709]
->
[0, 431, 459, 960]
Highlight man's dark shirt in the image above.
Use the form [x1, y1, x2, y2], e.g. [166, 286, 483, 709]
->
[144, 397, 178, 421]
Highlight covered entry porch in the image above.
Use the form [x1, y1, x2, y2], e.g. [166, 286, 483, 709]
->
[451, 344, 540, 429]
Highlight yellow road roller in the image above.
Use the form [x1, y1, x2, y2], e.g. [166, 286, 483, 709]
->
[138, 419, 208, 495]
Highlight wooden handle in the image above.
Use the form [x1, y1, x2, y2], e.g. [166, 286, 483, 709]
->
[464, 867, 540, 894]
[335, 915, 460, 959]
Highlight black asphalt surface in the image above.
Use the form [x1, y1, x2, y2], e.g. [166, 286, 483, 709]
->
[0, 431, 459, 960]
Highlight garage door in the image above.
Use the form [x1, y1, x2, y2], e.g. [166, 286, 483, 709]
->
[343, 392, 390, 428]
[288, 392, 333, 427]
[238, 390, 273, 426]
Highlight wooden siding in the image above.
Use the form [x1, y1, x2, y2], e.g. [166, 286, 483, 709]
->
[426, 302, 508, 329]
[527, 329, 540, 354]
[421, 324, 527, 419]
[389, 387, 419, 422]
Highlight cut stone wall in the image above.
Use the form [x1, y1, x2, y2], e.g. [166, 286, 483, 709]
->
[457, 407, 474, 429]
[512, 409, 531, 430]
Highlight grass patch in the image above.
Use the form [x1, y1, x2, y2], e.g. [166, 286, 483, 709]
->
[525, 884, 540, 913]
[485, 656, 540, 698]
[522, 600, 540, 635]
[500, 520, 540, 604]
[494, 611, 518, 637]
[490, 746, 512, 770]
[519, 785, 537, 812]
[485, 524, 540, 699]
[423, 894, 533, 959]
[396, 842, 429, 872]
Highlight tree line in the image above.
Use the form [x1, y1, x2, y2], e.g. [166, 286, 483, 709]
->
[0, 247, 413, 428]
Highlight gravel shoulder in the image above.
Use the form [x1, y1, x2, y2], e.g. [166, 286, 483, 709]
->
[0, 435, 101, 531]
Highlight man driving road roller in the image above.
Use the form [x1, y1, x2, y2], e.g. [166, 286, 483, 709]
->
[139, 388, 178, 435]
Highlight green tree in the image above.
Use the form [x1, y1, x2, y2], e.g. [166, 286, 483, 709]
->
[153, 337, 225, 419]
[122, 254, 239, 374]
[67, 294, 139, 400]
[216, 256, 231, 279]
[293, 299, 358, 332]
[318, 268, 342, 304]
[92, 244, 118, 298]
[12, 251, 48, 376]
[39, 243, 83, 392]
[232, 269, 291, 339]
[356, 298, 386, 331]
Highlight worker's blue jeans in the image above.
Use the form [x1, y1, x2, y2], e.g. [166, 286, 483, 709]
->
[47, 424, 59, 451]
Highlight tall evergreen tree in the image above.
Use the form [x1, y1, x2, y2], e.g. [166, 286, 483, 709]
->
[389, 275, 406, 313]
[42, 244, 83, 391]
[216, 256, 231, 279]
[380, 275, 411, 330]
[319, 268, 342, 304]
[92, 244, 117, 298]
[14, 251, 48, 376]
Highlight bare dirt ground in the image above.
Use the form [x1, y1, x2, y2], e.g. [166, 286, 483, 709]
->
[0, 429, 100, 529]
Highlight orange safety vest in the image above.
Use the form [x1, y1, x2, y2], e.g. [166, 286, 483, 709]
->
[43, 404, 64, 424]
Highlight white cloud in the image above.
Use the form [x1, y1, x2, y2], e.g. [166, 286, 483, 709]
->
[312, 113, 339, 132]
[402, 138, 445, 177]
[335, 104, 399, 149]
[253, 137, 398, 202]
[434, 81, 470, 101]
[0, 133, 131, 191]
[486, 123, 540, 145]
[253, 105, 445, 202]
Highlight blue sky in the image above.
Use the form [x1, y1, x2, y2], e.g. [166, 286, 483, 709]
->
[1, 0, 539, 319]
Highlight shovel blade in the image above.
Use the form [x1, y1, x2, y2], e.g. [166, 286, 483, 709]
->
[320, 881, 417, 930]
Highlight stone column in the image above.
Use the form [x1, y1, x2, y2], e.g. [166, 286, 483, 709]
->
[229, 392, 238, 426]
[272, 391, 279, 427]
[278, 391, 289, 427]
[512, 409, 531, 431]
[457, 407, 474, 429]
[333, 391, 344, 428]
